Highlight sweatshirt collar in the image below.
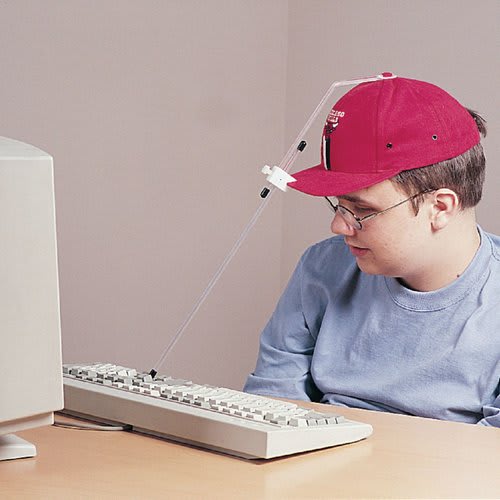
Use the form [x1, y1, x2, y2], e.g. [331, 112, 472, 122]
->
[385, 226, 490, 311]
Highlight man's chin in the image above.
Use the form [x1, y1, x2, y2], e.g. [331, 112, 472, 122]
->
[355, 259, 393, 277]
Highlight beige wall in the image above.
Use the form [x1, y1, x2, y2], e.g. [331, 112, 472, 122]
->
[1, 1, 498, 389]
[0, 1, 288, 388]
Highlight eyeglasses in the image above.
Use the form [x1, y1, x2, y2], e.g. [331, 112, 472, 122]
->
[325, 190, 434, 230]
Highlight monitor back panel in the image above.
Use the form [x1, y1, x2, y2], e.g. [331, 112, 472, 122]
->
[0, 137, 63, 428]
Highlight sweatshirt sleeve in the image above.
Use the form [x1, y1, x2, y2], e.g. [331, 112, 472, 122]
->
[477, 390, 500, 427]
[243, 252, 322, 402]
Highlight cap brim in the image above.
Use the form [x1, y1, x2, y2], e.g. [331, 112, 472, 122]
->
[288, 164, 402, 196]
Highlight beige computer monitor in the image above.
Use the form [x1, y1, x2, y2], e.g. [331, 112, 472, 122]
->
[0, 137, 63, 460]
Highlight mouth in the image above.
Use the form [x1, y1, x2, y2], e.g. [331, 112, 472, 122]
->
[345, 241, 370, 257]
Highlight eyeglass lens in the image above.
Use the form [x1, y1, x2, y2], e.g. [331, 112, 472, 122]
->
[337, 206, 362, 230]
[325, 197, 363, 230]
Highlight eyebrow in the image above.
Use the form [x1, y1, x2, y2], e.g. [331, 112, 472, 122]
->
[337, 194, 381, 210]
[338, 195, 369, 204]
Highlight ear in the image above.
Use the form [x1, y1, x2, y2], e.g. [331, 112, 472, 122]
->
[430, 189, 460, 230]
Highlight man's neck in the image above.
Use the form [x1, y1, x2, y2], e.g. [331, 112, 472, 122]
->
[401, 215, 481, 292]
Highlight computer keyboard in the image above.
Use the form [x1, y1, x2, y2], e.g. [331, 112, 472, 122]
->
[61, 363, 373, 459]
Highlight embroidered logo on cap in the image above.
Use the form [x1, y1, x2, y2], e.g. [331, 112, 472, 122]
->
[323, 109, 345, 170]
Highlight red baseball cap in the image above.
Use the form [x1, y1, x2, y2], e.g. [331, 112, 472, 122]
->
[289, 73, 480, 196]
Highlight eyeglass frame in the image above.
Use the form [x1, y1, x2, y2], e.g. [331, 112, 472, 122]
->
[324, 190, 435, 230]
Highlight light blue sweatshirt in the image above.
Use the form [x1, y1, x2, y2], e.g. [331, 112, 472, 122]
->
[244, 226, 500, 427]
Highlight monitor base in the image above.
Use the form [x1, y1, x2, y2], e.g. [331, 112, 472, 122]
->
[0, 434, 36, 461]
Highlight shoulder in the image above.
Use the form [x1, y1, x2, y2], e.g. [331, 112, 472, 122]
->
[483, 230, 500, 262]
[302, 234, 351, 261]
[299, 235, 359, 282]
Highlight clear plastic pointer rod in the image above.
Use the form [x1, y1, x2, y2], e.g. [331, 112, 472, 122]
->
[149, 73, 395, 377]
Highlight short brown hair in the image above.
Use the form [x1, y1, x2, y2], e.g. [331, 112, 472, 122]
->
[391, 109, 487, 212]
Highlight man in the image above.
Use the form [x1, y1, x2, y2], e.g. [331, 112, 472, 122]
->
[244, 73, 500, 427]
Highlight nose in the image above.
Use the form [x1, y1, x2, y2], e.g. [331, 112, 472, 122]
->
[330, 213, 357, 236]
